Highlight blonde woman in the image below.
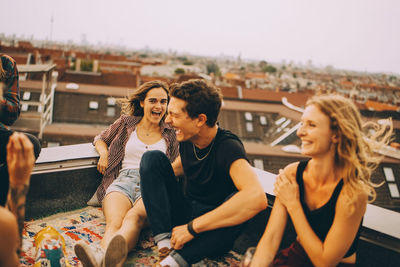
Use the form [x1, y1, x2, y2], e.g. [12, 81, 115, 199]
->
[75, 81, 179, 267]
[250, 94, 392, 267]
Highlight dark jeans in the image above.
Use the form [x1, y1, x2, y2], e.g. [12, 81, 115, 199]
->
[140, 150, 244, 266]
[0, 129, 41, 206]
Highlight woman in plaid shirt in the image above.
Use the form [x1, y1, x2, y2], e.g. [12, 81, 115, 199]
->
[75, 80, 179, 267]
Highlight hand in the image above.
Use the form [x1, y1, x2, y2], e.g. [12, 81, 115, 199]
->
[171, 224, 195, 250]
[273, 169, 300, 212]
[97, 154, 108, 174]
[7, 132, 35, 187]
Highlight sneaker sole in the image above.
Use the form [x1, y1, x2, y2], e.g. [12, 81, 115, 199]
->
[104, 234, 128, 267]
[74, 241, 97, 267]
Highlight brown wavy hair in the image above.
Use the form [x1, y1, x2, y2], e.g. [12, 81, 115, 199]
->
[118, 80, 169, 116]
[0, 57, 6, 81]
[306, 94, 393, 204]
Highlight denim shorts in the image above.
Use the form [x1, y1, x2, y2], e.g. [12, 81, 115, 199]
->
[105, 168, 141, 206]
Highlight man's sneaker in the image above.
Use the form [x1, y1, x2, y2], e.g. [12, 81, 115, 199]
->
[158, 247, 172, 261]
[103, 234, 128, 267]
[74, 240, 104, 267]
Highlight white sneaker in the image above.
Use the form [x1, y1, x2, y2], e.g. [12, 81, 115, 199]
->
[74, 240, 104, 267]
[103, 234, 128, 267]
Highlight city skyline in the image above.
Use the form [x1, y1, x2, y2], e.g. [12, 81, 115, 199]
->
[1, 0, 399, 74]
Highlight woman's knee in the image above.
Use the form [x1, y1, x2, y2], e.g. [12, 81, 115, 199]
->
[124, 210, 147, 228]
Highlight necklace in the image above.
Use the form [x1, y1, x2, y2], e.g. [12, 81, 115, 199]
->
[193, 139, 215, 161]
[138, 125, 156, 137]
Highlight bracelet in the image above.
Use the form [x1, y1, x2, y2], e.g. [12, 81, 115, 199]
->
[187, 220, 198, 237]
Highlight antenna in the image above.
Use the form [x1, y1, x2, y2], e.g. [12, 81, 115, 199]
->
[50, 14, 54, 41]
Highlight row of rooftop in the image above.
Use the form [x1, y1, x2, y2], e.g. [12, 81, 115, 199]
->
[1, 38, 400, 110]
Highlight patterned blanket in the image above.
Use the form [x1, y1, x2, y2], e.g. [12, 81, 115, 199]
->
[20, 207, 242, 266]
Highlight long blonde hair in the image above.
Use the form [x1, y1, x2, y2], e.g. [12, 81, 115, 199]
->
[306, 94, 393, 203]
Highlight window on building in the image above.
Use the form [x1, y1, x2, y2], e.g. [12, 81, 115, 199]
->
[383, 167, 399, 198]
[107, 107, 116, 117]
[246, 122, 253, 132]
[47, 142, 60, 147]
[107, 97, 116, 106]
[89, 101, 99, 110]
[383, 167, 395, 182]
[275, 117, 286, 125]
[21, 103, 29, 112]
[244, 112, 253, 121]
[388, 184, 400, 198]
[253, 159, 264, 170]
[260, 115, 267, 125]
[22, 91, 31, 100]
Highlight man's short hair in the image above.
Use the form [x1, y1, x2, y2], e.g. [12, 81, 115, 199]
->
[170, 79, 222, 127]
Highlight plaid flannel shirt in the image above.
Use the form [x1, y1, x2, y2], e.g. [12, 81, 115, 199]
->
[0, 54, 20, 130]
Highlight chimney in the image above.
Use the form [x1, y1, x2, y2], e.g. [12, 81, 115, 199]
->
[236, 85, 243, 99]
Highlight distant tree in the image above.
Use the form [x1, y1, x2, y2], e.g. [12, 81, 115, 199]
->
[183, 60, 193, 65]
[80, 60, 93, 72]
[206, 62, 221, 76]
[262, 65, 277, 73]
[177, 56, 188, 62]
[259, 60, 268, 69]
[175, 68, 185, 75]
[293, 72, 297, 78]
[139, 53, 148, 58]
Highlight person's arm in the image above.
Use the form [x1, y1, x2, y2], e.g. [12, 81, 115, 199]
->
[6, 132, 35, 253]
[0, 207, 20, 267]
[171, 158, 268, 249]
[276, 165, 366, 266]
[93, 116, 125, 174]
[171, 155, 183, 176]
[0, 55, 20, 126]
[249, 199, 288, 267]
[95, 139, 108, 174]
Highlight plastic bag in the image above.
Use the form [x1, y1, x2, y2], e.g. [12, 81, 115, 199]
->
[33, 226, 72, 267]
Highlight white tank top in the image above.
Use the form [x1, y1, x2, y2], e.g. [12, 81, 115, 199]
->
[121, 129, 167, 170]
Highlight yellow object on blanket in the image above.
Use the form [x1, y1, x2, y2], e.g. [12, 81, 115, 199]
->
[33, 226, 72, 267]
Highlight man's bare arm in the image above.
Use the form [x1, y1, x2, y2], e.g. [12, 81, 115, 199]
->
[6, 133, 35, 251]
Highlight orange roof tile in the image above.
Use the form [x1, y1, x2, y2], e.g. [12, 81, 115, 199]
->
[365, 100, 399, 111]
[224, 72, 241, 80]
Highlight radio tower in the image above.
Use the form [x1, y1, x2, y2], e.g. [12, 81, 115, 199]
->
[50, 15, 54, 41]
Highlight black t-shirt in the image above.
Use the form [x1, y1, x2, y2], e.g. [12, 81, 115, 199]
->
[180, 127, 248, 205]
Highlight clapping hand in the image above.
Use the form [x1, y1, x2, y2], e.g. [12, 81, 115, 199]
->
[7, 132, 35, 187]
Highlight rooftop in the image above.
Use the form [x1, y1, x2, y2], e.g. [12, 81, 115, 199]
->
[23, 143, 400, 266]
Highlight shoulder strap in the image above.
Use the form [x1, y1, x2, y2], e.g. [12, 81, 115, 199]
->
[296, 159, 310, 203]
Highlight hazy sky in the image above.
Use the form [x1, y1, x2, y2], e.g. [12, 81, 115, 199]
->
[1, 0, 399, 74]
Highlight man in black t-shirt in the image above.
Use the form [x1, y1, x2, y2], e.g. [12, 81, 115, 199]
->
[140, 79, 268, 267]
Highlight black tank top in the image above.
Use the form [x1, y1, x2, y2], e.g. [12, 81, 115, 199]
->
[296, 160, 362, 257]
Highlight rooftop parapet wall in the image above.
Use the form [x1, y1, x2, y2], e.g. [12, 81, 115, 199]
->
[30, 143, 400, 254]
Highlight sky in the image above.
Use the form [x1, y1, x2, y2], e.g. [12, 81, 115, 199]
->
[1, 0, 400, 74]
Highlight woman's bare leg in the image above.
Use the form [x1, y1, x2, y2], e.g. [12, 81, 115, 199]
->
[101, 192, 132, 250]
[115, 198, 148, 251]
